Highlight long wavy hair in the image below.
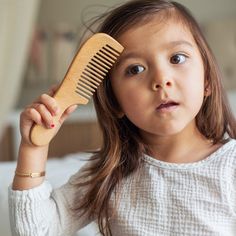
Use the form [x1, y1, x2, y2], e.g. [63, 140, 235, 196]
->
[72, 1, 236, 235]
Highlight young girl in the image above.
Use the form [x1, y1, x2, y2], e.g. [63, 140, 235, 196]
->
[9, 0, 236, 235]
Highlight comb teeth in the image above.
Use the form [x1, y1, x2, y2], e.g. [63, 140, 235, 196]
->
[75, 44, 121, 100]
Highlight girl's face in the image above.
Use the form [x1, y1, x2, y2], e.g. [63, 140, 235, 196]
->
[110, 15, 205, 143]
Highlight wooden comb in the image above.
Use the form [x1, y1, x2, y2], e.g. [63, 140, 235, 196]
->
[30, 33, 124, 146]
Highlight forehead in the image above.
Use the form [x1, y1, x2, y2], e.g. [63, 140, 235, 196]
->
[116, 14, 197, 49]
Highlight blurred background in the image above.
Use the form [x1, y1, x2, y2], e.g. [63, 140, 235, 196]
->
[0, 0, 236, 161]
[0, 0, 236, 235]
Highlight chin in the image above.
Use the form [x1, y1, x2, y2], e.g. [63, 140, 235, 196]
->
[154, 123, 189, 137]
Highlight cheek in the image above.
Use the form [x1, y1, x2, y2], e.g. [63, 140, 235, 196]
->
[111, 80, 146, 117]
[182, 71, 205, 109]
[115, 89, 141, 113]
[185, 60, 205, 91]
[111, 76, 136, 108]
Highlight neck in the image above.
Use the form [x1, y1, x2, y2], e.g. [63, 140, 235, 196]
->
[142, 123, 216, 164]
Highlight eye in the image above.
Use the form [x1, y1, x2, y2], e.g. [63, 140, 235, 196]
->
[170, 54, 187, 64]
[126, 64, 145, 76]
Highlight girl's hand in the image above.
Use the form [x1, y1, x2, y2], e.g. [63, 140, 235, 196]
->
[20, 85, 78, 147]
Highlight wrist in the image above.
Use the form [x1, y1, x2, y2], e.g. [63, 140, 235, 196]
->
[20, 138, 49, 149]
[17, 139, 48, 170]
[13, 140, 49, 190]
[19, 139, 49, 154]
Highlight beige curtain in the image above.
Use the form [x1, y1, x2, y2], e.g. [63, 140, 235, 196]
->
[0, 0, 40, 138]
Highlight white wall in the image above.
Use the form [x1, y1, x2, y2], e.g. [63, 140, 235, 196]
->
[37, 0, 236, 26]
[0, 0, 40, 137]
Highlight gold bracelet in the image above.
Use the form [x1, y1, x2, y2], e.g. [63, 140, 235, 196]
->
[15, 170, 46, 178]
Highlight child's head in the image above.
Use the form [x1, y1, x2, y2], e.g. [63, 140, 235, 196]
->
[93, 0, 236, 147]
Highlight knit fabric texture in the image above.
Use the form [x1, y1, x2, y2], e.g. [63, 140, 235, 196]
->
[9, 139, 236, 235]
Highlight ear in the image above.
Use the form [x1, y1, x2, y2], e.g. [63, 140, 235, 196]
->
[117, 113, 125, 119]
[112, 97, 125, 118]
[204, 86, 211, 97]
[116, 109, 125, 119]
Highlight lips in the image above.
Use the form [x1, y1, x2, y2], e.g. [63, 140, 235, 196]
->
[157, 100, 179, 110]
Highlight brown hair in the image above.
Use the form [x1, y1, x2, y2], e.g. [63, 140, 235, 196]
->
[72, 1, 236, 235]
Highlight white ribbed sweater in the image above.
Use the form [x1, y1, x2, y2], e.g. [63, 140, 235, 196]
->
[9, 139, 236, 236]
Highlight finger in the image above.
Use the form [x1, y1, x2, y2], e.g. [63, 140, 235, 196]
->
[33, 84, 59, 103]
[48, 84, 60, 96]
[37, 93, 60, 116]
[59, 105, 78, 124]
[65, 104, 78, 114]
[23, 107, 43, 126]
[32, 103, 54, 128]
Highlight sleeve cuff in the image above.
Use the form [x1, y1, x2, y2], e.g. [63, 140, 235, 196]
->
[8, 181, 52, 201]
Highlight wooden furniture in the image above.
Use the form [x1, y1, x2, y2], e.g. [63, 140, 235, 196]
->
[49, 120, 102, 158]
[0, 126, 14, 162]
[0, 120, 102, 162]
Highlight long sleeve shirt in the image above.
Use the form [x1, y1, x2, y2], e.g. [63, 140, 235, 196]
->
[9, 139, 236, 235]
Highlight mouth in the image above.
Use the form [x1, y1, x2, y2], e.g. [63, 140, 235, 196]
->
[156, 100, 179, 111]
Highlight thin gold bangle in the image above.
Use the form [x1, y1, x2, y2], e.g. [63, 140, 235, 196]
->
[15, 170, 46, 178]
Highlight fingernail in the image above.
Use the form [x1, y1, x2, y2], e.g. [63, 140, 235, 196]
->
[51, 124, 55, 128]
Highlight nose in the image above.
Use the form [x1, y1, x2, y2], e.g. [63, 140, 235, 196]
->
[151, 69, 172, 91]
[152, 80, 172, 90]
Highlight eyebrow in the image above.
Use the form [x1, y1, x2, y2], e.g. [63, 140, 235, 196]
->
[114, 40, 194, 68]
[166, 40, 194, 49]
[115, 52, 141, 69]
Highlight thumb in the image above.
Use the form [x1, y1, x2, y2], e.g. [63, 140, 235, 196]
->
[59, 105, 78, 124]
